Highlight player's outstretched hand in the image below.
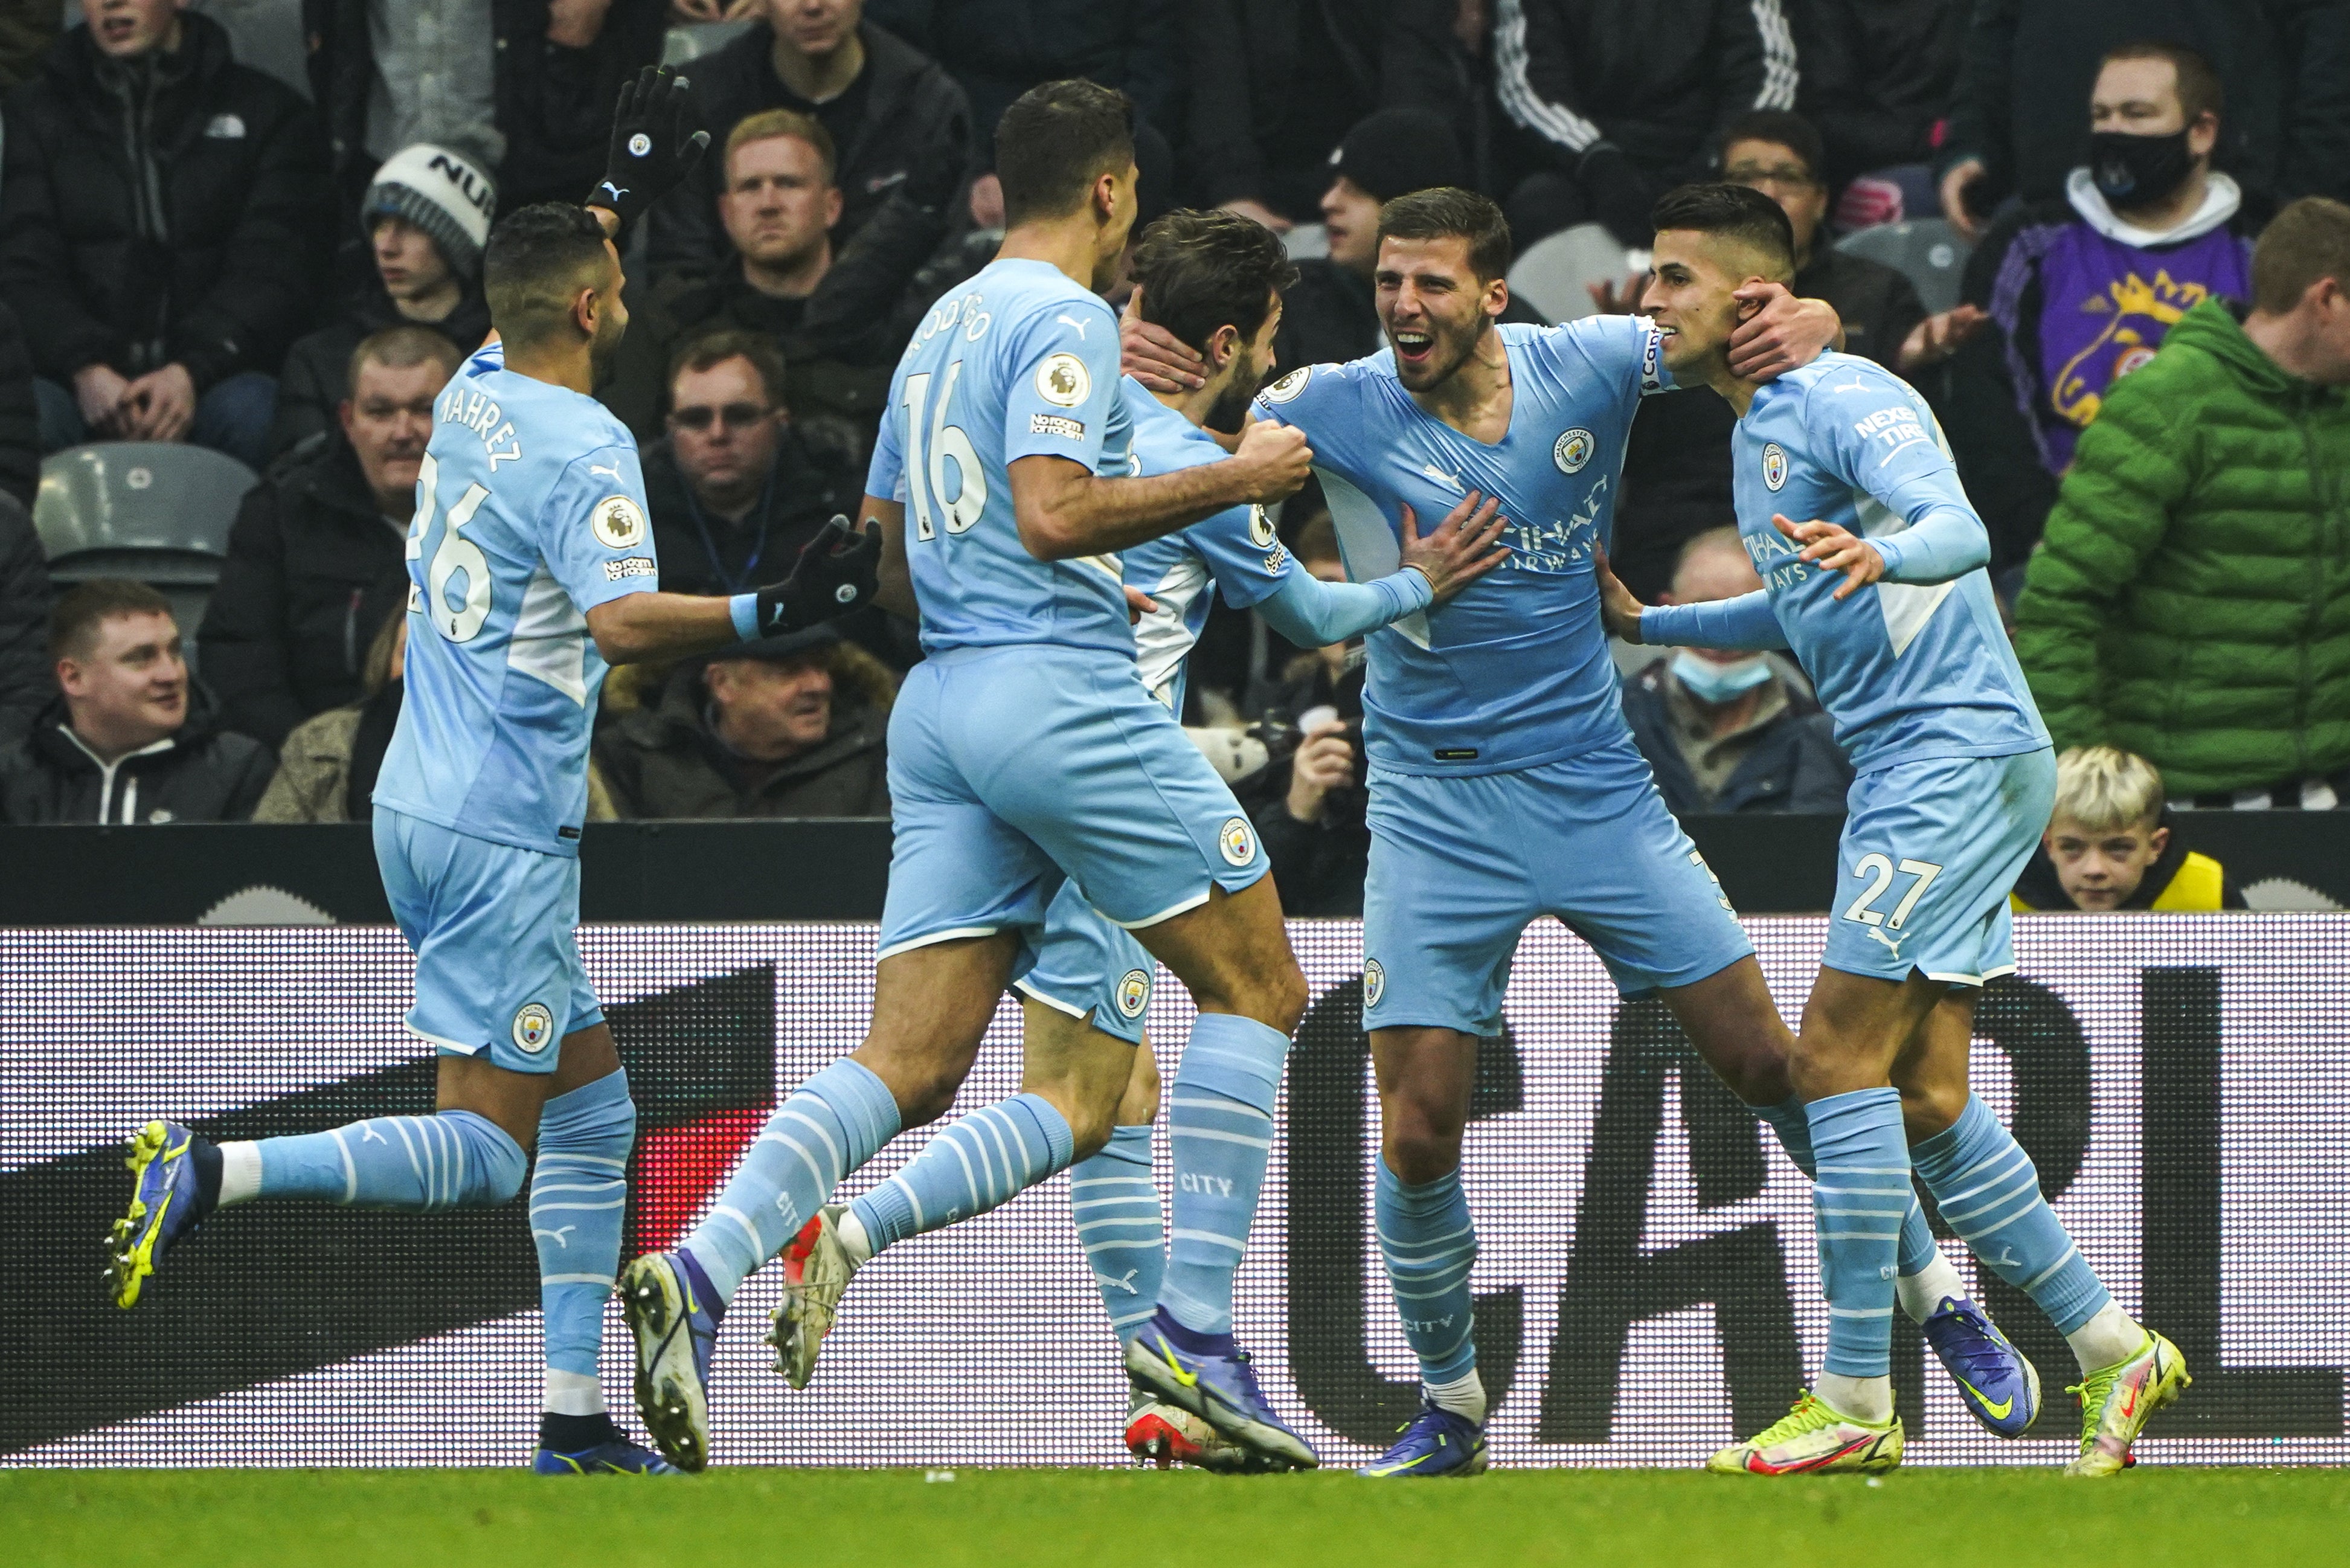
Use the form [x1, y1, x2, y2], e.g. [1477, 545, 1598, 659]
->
[1231, 413, 1313, 502]
[1774, 513, 1884, 599]
[1399, 490, 1509, 602]
[753, 515, 882, 634]
[589, 65, 711, 227]
[1728, 283, 1841, 381]
[1120, 288, 1207, 392]
[1592, 545, 1648, 641]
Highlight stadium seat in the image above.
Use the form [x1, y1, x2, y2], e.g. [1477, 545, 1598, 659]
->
[1506, 222, 1631, 324]
[663, 21, 756, 65]
[1282, 223, 1329, 262]
[1834, 218, 1972, 315]
[35, 443, 260, 655]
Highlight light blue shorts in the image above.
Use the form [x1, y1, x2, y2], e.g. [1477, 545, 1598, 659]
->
[1016, 880, 1156, 1046]
[1824, 748, 2056, 988]
[374, 806, 602, 1075]
[1361, 738, 1754, 1035]
[878, 643, 1268, 968]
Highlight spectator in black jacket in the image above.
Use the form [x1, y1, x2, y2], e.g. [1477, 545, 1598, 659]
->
[0, 492, 54, 745]
[1619, 528, 1854, 817]
[1492, 0, 1799, 248]
[200, 327, 461, 747]
[649, 0, 973, 276]
[0, 299, 37, 510]
[271, 144, 498, 458]
[602, 109, 893, 460]
[1184, 0, 1469, 231]
[0, 3, 324, 471]
[0, 578, 274, 823]
[1791, 0, 1963, 227]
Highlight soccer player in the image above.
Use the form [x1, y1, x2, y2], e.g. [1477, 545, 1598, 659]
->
[98, 68, 882, 1474]
[617, 82, 1341, 1475]
[792, 207, 1506, 1470]
[1234, 187, 2038, 1479]
[1597, 182, 2188, 1477]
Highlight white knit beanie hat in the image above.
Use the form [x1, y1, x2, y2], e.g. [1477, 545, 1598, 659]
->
[362, 144, 498, 278]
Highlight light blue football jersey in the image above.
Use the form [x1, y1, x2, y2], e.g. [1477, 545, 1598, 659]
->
[1251, 315, 1669, 775]
[1733, 352, 2047, 773]
[866, 257, 1135, 657]
[373, 340, 658, 855]
[1119, 380, 1294, 713]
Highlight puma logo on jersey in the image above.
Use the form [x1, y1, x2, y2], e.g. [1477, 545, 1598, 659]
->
[1420, 463, 1463, 493]
[1057, 313, 1091, 339]
[589, 463, 622, 481]
[1867, 927, 1905, 961]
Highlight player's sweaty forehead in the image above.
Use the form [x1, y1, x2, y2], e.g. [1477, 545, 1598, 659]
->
[1650, 230, 1767, 294]
[1373, 234, 1485, 294]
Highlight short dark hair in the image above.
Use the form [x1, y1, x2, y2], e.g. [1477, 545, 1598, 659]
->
[1376, 187, 1513, 282]
[995, 80, 1135, 228]
[2102, 40, 2224, 125]
[1718, 110, 1824, 182]
[347, 324, 463, 398]
[481, 202, 612, 350]
[1651, 183, 1797, 283]
[51, 579, 173, 661]
[2252, 196, 2350, 313]
[667, 328, 789, 410]
[1131, 210, 1299, 358]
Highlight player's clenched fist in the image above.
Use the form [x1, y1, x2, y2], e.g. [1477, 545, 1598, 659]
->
[1230, 415, 1313, 501]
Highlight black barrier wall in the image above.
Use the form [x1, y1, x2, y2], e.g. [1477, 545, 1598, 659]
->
[4, 918, 2346, 1467]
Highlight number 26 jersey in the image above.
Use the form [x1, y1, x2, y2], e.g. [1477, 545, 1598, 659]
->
[373, 341, 660, 856]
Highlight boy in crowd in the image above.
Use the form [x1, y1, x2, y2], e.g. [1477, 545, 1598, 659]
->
[2011, 746, 2241, 911]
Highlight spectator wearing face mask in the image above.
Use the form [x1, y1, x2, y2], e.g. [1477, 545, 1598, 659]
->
[269, 144, 498, 458]
[2010, 746, 2240, 911]
[0, 579, 274, 823]
[1943, 41, 2256, 566]
[1617, 527, 1854, 817]
[594, 624, 893, 818]
[199, 327, 461, 748]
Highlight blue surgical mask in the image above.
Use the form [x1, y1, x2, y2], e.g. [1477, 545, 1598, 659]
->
[1671, 649, 1774, 704]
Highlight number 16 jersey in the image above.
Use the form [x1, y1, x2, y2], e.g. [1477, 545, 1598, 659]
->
[373, 341, 660, 856]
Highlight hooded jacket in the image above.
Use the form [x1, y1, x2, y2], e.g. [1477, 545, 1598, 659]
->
[2015, 298, 2350, 795]
[197, 436, 413, 747]
[594, 661, 891, 819]
[0, 12, 324, 389]
[268, 280, 493, 458]
[0, 686, 275, 823]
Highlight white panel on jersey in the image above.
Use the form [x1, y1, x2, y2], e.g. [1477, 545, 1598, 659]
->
[1851, 487, 1957, 658]
[507, 562, 590, 705]
[1134, 553, 1212, 706]
[1319, 469, 1431, 650]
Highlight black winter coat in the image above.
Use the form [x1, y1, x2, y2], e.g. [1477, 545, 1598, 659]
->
[1619, 660, 1855, 817]
[0, 13, 324, 388]
[0, 298, 37, 510]
[648, 22, 972, 277]
[197, 437, 411, 747]
[1792, 0, 1964, 189]
[0, 492, 53, 747]
[0, 687, 275, 823]
[269, 281, 494, 458]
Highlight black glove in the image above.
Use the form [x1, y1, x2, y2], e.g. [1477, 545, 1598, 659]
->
[587, 65, 710, 227]
[752, 516, 884, 635]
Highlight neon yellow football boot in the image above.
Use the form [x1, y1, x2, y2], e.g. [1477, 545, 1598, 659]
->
[1707, 1390, 1903, 1476]
[2064, 1330, 2191, 1477]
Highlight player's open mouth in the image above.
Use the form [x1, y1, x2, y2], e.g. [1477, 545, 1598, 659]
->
[1392, 332, 1434, 363]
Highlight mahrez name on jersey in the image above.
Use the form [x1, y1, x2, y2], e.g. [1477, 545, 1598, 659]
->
[438, 379, 525, 472]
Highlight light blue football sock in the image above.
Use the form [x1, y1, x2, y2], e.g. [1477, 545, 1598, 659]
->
[1807, 1088, 1910, 1380]
[678, 1056, 901, 1306]
[1910, 1093, 2111, 1334]
[1759, 1093, 1941, 1299]
[1160, 1012, 1290, 1337]
[1069, 1123, 1164, 1345]
[255, 1108, 527, 1209]
[1376, 1159, 1480, 1385]
[531, 1068, 635, 1412]
[848, 1092, 1076, 1253]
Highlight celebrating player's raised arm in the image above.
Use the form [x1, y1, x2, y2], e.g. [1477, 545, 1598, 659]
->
[580, 515, 884, 663]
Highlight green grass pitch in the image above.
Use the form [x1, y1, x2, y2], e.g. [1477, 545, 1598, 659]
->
[8, 1467, 2345, 1567]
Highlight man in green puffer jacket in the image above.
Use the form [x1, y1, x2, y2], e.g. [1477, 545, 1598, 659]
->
[2014, 196, 2350, 802]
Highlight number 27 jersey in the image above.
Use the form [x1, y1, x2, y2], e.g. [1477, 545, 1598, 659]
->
[866, 257, 1134, 657]
[373, 341, 659, 856]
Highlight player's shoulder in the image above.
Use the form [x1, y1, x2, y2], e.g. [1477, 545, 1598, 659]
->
[1762, 352, 1912, 422]
[1517, 313, 1666, 389]
[983, 258, 1115, 335]
[1123, 379, 1222, 470]
[1253, 356, 1378, 423]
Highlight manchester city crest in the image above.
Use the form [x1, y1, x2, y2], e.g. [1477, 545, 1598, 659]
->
[1553, 427, 1594, 474]
[512, 1002, 556, 1053]
[1762, 442, 1789, 491]
[1219, 816, 1256, 866]
[1117, 968, 1151, 1018]
[1364, 959, 1385, 1008]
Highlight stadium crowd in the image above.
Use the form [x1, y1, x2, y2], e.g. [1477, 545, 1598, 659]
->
[0, 0, 2342, 917]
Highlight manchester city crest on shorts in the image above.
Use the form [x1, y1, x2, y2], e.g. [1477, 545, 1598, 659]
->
[1036, 352, 1090, 407]
[512, 1002, 556, 1054]
[591, 494, 647, 549]
[1762, 442, 1790, 491]
[1117, 968, 1152, 1018]
[1553, 427, 1594, 473]
[1363, 959, 1385, 1008]
[1219, 815, 1256, 866]
[1261, 366, 1310, 403]
[1249, 504, 1277, 547]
